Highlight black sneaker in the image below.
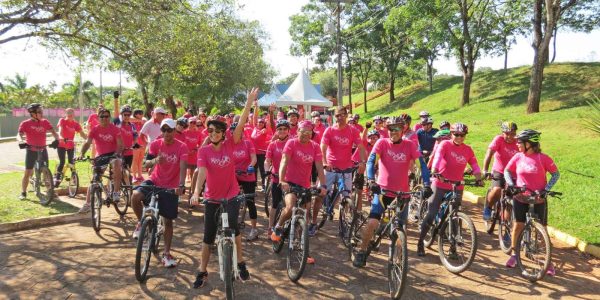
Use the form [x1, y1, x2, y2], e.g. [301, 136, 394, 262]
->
[417, 241, 425, 257]
[353, 251, 367, 268]
[238, 262, 250, 281]
[193, 271, 208, 288]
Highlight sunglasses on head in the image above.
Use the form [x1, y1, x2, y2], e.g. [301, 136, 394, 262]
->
[388, 126, 402, 132]
[453, 133, 466, 137]
[161, 127, 174, 133]
[207, 128, 224, 134]
[99, 115, 110, 119]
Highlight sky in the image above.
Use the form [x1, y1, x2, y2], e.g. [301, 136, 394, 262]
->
[0, 0, 598, 90]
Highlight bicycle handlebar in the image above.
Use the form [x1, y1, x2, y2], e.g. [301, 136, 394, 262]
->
[289, 186, 320, 197]
[202, 193, 256, 205]
[433, 173, 482, 187]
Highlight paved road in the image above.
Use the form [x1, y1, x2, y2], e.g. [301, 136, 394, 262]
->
[1, 192, 599, 299]
[0, 140, 59, 173]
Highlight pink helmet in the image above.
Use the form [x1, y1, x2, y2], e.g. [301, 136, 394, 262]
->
[298, 120, 314, 130]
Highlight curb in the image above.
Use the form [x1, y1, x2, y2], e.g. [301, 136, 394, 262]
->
[0, 211, 86, 234]
[462, 191, 600, 259]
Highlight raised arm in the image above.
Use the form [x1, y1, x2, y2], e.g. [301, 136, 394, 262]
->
[234, 87, 259, 144]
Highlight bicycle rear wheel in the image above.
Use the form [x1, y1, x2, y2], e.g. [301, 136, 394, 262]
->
[407, 185, 423, 224]
[114, 184, 131, 217]
[438, 212, 477, 274]
[483, 189, 495, 232]
[318, 193, 336, 229]
[264, 179, 272, 218]
[388, 229, 408, 300]
[338, 197, 353, 248]
[287, 217, 309, 282]
[498, 203, 513, 254]
[135, 217, 156, 282]
[90, 187, 103, 231]
[222, 239, 235, 299]
[38, 167, 55, 206]
[67, 170, 79, 198]
[515, 221, 551, 282]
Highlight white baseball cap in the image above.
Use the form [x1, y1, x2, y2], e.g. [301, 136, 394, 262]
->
[154, 107, 167, 114]
[160, 118, 176, 129]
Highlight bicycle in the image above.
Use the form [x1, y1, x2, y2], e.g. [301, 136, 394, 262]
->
[135, 186, 173, 282]
[422, 175, 478, 274]
[339, 176, 363, 249]
[511, 187, 562, 282]
[263, 171, 277, 218]
[22, 144, 55, 205]
[484, 174, 514, 254]
[113, 148, 135, 217]
[407, 184, 427, 225]
[271, 185, 320, 282]
[349, 189, 418, 300]
[203, 193, 254, 299]
[53, 139, 80, 198]
[235, 170, 255, 229]
[318, 167, 356, 230]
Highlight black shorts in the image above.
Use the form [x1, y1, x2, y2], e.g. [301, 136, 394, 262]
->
[133, 180, 179, 220]
[25, 148, 48, 169]
[286, 182, 312, 205]
[203, 198, 241, 244]
[122, 155, 133, 169]
[491, 171, 506, 188]
[512, 199, 547, 225]
[311, 162, 318, 184]
[271, 182, 284, 209]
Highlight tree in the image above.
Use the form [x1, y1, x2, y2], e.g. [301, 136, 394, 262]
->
[491, 0, 529, 70]
[550, 0, 600, 63]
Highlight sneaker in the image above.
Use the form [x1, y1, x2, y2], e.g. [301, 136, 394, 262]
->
[353, 251, 367, 268]
[78, 203, 91, 213]
[193, 271, 208, 288]
[238, 262, 250, 281]
[505, 255, 517, 268]
[247, 228, 259, 241]
[546, 263, 556, 276]
[308, 224, 317, 237]
[112, 192, 121, 204]
[483, 206, 492, 221]
[270, 227, 282, 242]
[133, 222, 141, 239]
[417, 241, 425, 257]
[307, 256, 315, 264]
[448, 250, 459, 260]
[162, 253, 177, 268]
[19, 192, 27, 200]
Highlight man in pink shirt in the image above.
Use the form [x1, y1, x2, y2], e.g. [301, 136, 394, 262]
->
[417, 122, 483, 257]
[482, 121, 519, 221]
[131, 118, 188, 268]
[318, 107, 367, 235]
[348, 114, 364, 134]
[77, 107, 124, 212]
[17, 103, 60, 200]
[265, 119, 291, 235]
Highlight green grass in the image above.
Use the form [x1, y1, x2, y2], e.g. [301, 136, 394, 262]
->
[358, 62, 600, 244]
[0, 172, 79, 223]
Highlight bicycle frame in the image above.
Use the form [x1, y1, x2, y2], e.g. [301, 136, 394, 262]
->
[324, 168, 355, 215]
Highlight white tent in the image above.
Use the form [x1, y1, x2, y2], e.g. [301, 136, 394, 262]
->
[278, 69, 333, 107]
[257, 84, 283, 107]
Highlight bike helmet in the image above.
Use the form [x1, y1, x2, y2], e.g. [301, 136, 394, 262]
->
[387, 116, 406, 126]
[373, 115, 383, 122]
[367, 129, 380, 137]
[516, 129, 541, 143]
[177, 117, 188, 127]
[351, 114, 360, 120]
[433, 129, 451, 139]
[400, 113, 412, 123]
[419, 111, 430, 117]
[229, 122, 239, 130]
[501, 121, 518, 133]
[450, 122, 469, 134]
[298, 120, 314, 130]
[276, 119, 291, 129]
[439, 120, 450, 129]
[189, 116, 198, 123]
[27, 103, 42, 113]
[120, 105, 132, 114]
[310, 111, 321, 118]
[421, 117, 433, 125]
[287, 109, 299, 117]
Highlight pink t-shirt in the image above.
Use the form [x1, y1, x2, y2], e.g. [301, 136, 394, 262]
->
[233, 140, 256, 182]
[322, 125, 362, 169]
[505, 152, 558, 196]
[413, 123, 423, 132]
[289, 124, 298, 139]
[148, 139, 188, 188]
[251, 128, 269, 154]
[118, 122, 136, 156]
[183, 128, 204, 165]
[372, 139, 420, 192]
[403, 130, 419, 146]
[488, 135, 519, 173]
[87, 113, 99, 130]
[352, 140, 373, 162]
[88, 124, 122, 156]
[376, 127, 389, 138]
[266, 138, 288, 184]
[282, 138, 323, 188]
[312, 123, 326, 144]
[174, 131, 186, 143]
[349, 123, 364, 134]
[197, 139, 240, 200]
[18, 119, 53, 147]
[57, 118, 82, 149]
[432, 140, 481, 190]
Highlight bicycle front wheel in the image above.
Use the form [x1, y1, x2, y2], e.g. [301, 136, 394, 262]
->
[114, 184, 131, 217]
[498, 203, 513, 254]
[38, 167, 55, 206]
[515, 221, 551, 282]
[408, 185, 423, 224]
[90, 187, 102, 232]
[67, 170, 79, 198]
[222, 239, 235, 299]
[287, 217, 309, 282]
[135, 217, 156, 282]
[438, 212, 478, 274]
[388, 229, 408, 300]
[338, 197, 353, 248]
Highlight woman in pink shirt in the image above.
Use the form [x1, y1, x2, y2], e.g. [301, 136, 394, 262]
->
[503, 129, 559, 275]
[373, 115, 389, 138]
[351, 124, 380, 211]
[251, 116, 270, 189]
[417, 122, 483, 257]
[54, 108, 87, 186]
[264, 119, 291, 236]
[131, 109, 147, 182]
[190, 88, 259, 289]
[184, 117, 204, 193]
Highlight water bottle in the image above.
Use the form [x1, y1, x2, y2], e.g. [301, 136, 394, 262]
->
[436, 202, 448, 223]
[247, 165, 255, 174]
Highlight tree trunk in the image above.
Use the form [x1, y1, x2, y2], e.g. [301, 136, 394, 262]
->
[527, 48, 549, 114]
[165, 95, 177, 118]
[389, 74, 395, 103]
[503, 35, 508, 71]
[551, 26, 558, 63]
[140, 81, 153, 119]
[427, 58, 434, 92]
[461, 67, 473, 106]
[363, 83, 368, 113]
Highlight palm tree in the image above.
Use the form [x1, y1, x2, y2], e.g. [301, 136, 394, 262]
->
[584, 93, 600, 135]
[62, 76, 95, 107]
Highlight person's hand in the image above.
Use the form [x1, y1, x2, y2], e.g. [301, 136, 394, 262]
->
[506, 186, 519, 196]
[280, 181, 290, 193]
[18, 142, 27, 149]
[357, 162, 365, 174]
[475, 179, 484, 187]
[539, 189, 548, 199]
[176, 185, 185, 196]
[190, 194, 200, 206]
[365, 121, 372, 129]
[484, 172, 492, 180]
[113, 91, 120, 98]
[49, 139, 59, 149]
[155, 155, 166, 165]
[247, 87, 259, 105]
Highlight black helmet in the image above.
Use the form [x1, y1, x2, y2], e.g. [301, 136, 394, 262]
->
[516, 129, 541, 143]
[276, 119, 291, 129]
[120, 105, 132, 114]
[400, 113, 412, 123]
[501, 121, 518, 133]
[177, 117, 189, 127]
[27, 103, 42, 113]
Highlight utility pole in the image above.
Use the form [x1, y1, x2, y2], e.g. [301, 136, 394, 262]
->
[321, 0, 351, 109]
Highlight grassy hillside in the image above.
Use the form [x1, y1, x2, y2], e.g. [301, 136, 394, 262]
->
[357, 62, 600, 244]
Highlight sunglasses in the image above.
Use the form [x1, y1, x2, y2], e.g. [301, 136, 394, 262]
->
[388, 126, 402, 132]
[453, 133, 466, 137]
[207, 128, 224, 134]
[189, 121, 197, 124]
[161, 127, 174, 133]
[122, 114, 131, 117]
[99, 115, 110, 119]
[335, 113, 347, 118]
[276, 127, 289, 131]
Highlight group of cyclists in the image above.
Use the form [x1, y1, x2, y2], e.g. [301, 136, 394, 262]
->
[16, 86, 561, 294]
